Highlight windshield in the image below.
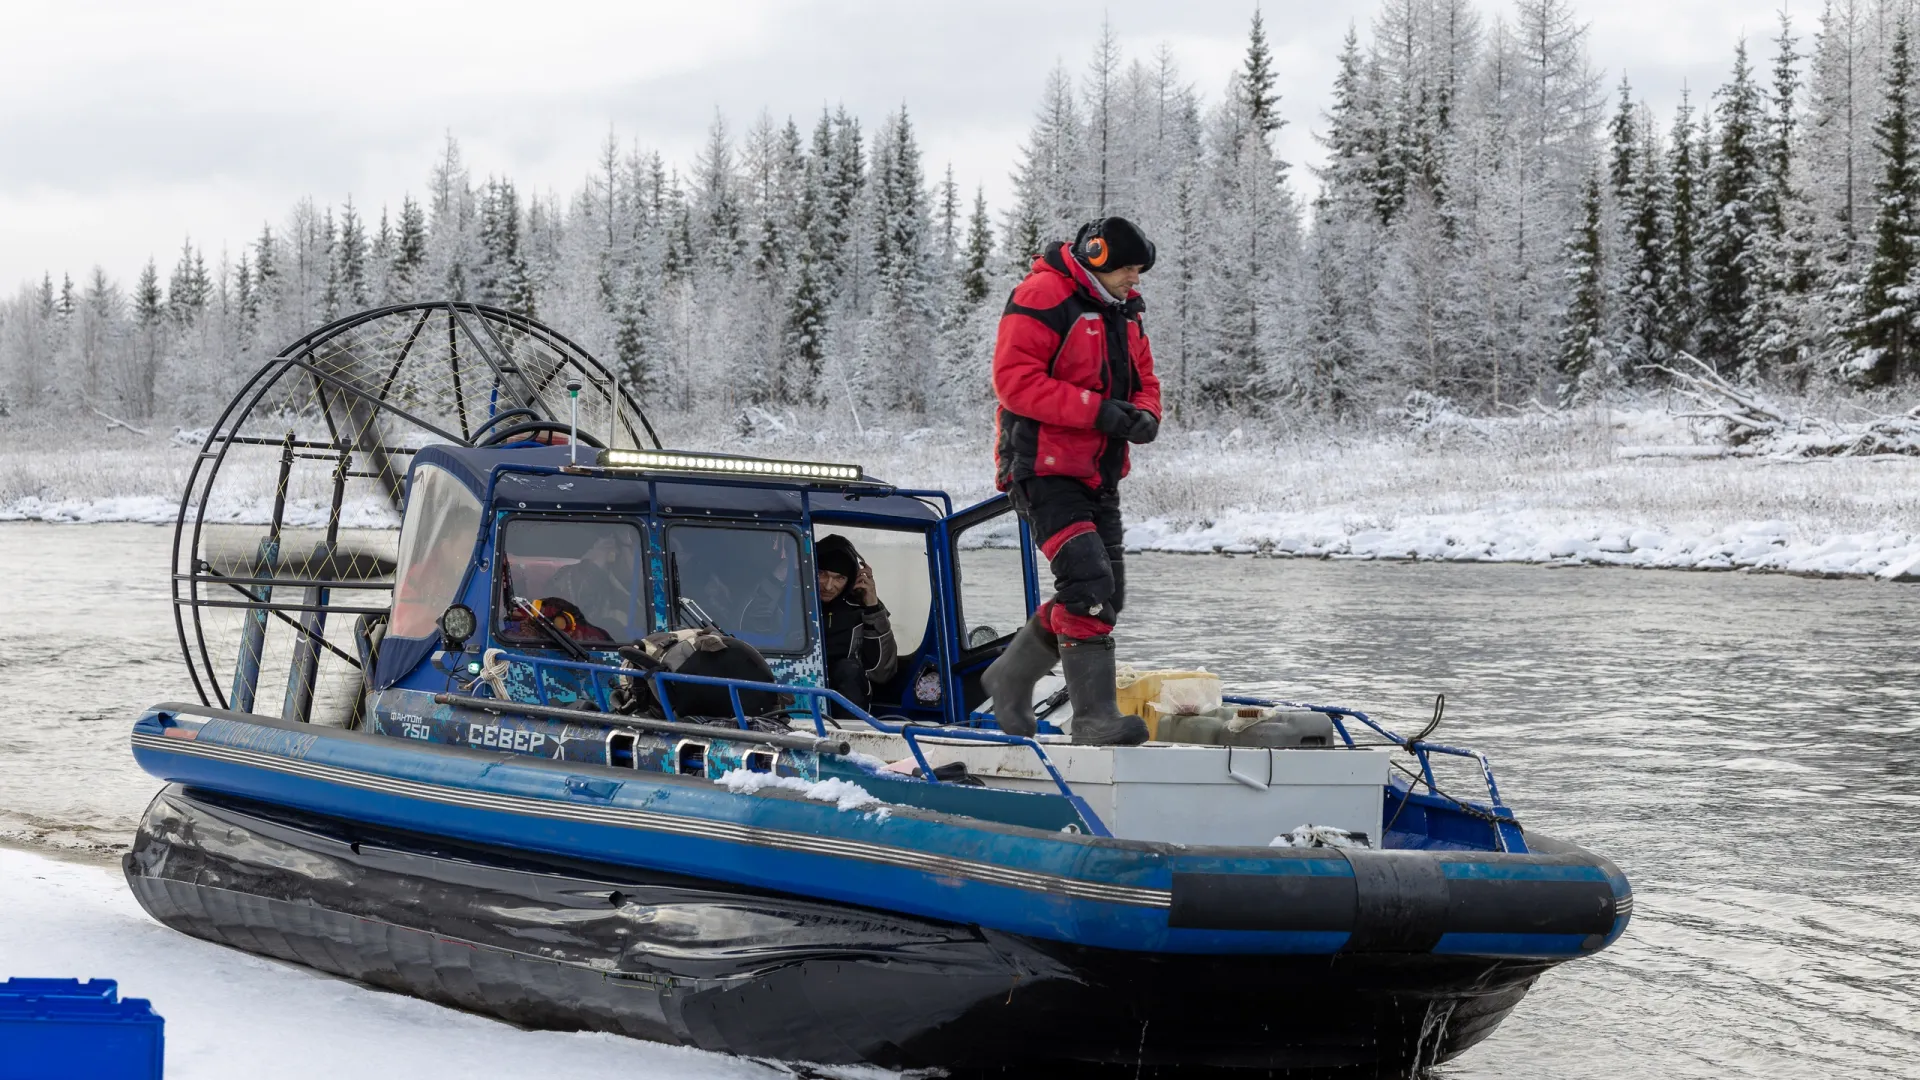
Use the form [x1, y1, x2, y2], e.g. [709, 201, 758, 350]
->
[666, 525, 807, 654]
[390, 465, 485, 639]
[496, 518, 647, 645]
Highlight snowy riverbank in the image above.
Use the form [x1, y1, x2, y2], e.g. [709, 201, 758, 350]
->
[5, 401, 1919, 581]
[0, 846, 838, 1080]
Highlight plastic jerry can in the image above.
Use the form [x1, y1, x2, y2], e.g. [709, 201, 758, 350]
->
[1221, 706, 1337, 748]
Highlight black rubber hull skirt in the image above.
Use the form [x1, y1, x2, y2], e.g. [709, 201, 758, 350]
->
[124, 786, 1559, 1075]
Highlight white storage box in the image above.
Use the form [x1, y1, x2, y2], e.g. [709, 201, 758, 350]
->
[837, 731, 1390, 847]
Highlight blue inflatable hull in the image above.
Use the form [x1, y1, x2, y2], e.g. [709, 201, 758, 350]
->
[124, 704, 1631, 1072]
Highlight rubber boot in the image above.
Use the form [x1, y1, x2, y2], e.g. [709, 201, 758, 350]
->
[1060, 636, 1149, 746]
[980, 615, 1058, 737]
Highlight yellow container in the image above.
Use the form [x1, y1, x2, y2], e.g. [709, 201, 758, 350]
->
[1114, 669, 1223, 740]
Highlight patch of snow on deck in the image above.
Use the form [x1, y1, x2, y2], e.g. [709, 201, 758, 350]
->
[716, 770, 886, 813]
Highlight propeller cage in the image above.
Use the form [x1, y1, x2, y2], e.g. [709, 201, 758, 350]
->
[172, 302, 657, 725]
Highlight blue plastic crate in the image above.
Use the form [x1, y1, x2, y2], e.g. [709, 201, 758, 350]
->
[0, 979, 163, 1080]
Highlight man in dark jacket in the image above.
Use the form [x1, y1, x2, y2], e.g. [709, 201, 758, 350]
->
[981, 217, 1160, 746]
[816, 534, 897, 713]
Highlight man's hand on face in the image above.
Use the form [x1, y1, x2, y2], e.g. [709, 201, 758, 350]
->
[853, 563, 878, 606]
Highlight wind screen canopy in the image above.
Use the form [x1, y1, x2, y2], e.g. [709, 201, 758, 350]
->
[667, 526, 808, 655]
[389, 465, 486, 639]
[497, 518, 647, 645]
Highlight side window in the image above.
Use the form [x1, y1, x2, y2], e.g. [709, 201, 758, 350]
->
[810, 526, 930, 656]
[497, 518, 647, 645]
[953, 507, 1029, 650]
[666, 526, 808, 655]
[390, 465, 485, 639]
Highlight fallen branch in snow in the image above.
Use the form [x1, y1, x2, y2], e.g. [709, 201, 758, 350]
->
[1650, 354, 1920, 458]
[88, 407, 152, 437]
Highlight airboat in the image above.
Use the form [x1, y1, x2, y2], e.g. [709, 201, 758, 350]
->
[124, 303, 1631, 1075]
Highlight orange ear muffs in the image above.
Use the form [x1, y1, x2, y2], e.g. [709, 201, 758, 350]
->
[1085, 236, 1109, 268]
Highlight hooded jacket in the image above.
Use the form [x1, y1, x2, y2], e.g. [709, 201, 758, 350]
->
[814, 534, 898, 687]
[992, 243, 1162, 491]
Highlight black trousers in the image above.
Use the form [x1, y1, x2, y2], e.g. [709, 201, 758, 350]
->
[1010, 476, 1126, 640]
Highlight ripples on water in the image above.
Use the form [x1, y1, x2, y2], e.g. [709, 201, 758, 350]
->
[1, 523, 1914, 1078]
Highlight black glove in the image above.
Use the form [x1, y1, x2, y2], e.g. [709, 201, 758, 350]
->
[1095, 399, 1138, 436]
[1123, 409, 1159, 444]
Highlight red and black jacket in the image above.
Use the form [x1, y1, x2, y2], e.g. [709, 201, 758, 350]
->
[992, 244, 1162, 491]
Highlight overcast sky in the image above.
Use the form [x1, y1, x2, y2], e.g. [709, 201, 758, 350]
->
[3, 0, 1803, 291]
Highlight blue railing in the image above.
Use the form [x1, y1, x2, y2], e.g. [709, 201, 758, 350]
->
[1223, 694, 1522, 852]
[481, 649, 1112, 837]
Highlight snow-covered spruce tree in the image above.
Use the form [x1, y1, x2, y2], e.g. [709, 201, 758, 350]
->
[389, 196, 427, 303]
[1601, 78, 1639, 365]
[819, 107, 865, 296]
[1006, 64, 1083, 271]
[857, 108, 935, 413]
[427, 136, 479, 303]
[1607, 77, 1637, 201]
[1847, 21, 1920, 384]
[368, 209, 392, 308]
[1194, 17, 1303, 414]
[477, 179, 533, 317]
[1745, 13, 1819, 383]
[1301, 24, 1386, 412]
[125, 259, 165, 419]
[1805, 0, 1873, 280]
[1557, 172, 1607, 403]
[1697, 40, 1764, 375]
[336, 198, 370, 313]
[783, 127, 831, 406]
[1355, 1, 1484, 401]
[1664, 91, 1703, 360]
[1618, 110, 1670, 377]
[167, 238, 211, 327]
[935, 185, 999, 411]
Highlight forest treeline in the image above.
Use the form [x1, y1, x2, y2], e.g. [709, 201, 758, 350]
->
[6, 0, 1920, 427]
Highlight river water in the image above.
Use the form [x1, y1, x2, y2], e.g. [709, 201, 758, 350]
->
[1, 521, 1915, 1079]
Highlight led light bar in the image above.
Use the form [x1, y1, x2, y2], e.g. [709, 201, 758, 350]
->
[596, 448, 864, 482]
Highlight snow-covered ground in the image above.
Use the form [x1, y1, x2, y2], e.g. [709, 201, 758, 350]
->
[0, 846, 828, 1080]
[7, 399, 1920, 580]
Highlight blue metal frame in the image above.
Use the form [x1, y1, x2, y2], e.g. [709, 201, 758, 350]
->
[1223, 694, 1524, 852]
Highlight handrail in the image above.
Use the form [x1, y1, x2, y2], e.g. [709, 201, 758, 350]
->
[1222, 694, 1521, 852]
[479, 649, 1110, 836]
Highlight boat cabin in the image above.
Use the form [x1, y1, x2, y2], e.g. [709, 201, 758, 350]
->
[369, 442, 1040, 728]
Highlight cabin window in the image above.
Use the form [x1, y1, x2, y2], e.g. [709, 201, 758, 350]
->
[389, 465, 486, 639]
[665, 525, 808, 655]
[497, 518, 648, 646]
[809, 525, 930, 656]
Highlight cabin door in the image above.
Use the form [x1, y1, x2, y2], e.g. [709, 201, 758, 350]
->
[936, 494, 1041, 726]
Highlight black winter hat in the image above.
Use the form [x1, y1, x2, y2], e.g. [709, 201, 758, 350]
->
[1072, 216, 1157, 274]
[814, 534, 859, 581]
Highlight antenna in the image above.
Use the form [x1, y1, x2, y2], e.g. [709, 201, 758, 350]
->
[565, 377, 582, 465]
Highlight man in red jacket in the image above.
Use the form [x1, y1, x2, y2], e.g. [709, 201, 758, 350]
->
[981, 217, 1160, 746]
